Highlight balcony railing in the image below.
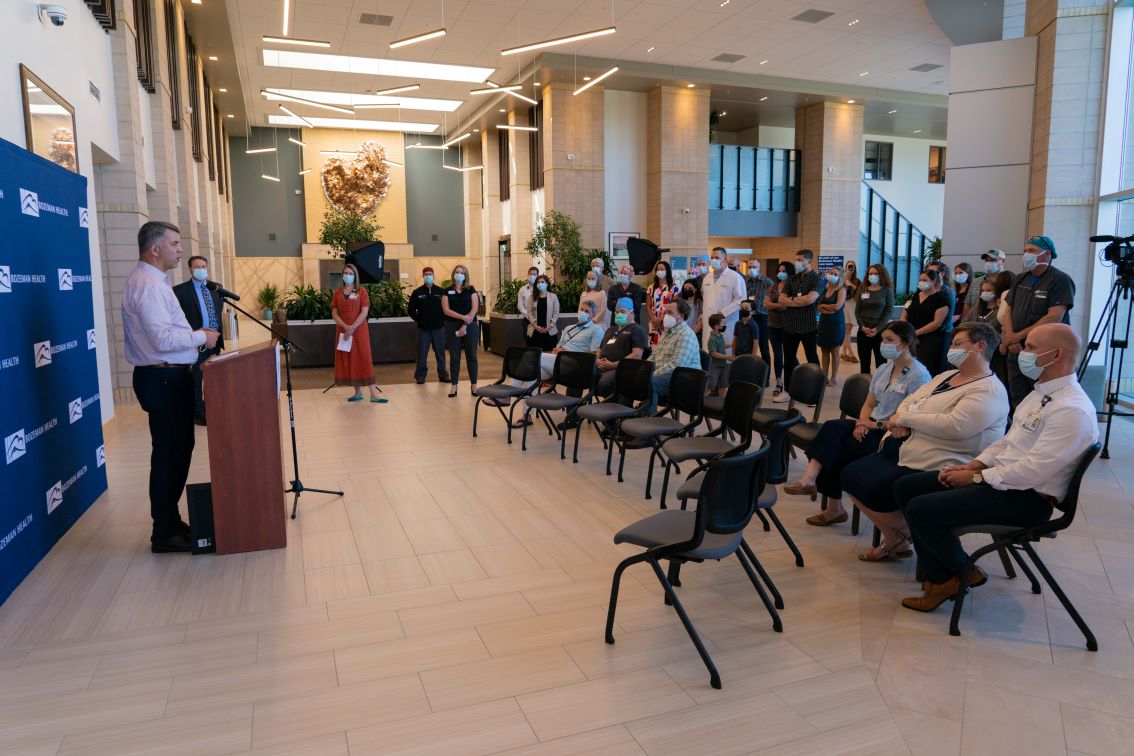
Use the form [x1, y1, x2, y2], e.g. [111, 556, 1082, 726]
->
[708, 145, 801, 212]
[860, 182, 930, 299]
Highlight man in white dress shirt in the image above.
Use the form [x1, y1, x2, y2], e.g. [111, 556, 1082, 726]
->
[123, 221, 220, 553]
[893, 323, 1098, 611]
[699, 247, 747, 351]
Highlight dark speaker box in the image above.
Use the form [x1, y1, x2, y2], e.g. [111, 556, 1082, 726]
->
[186, 482, 216, 555]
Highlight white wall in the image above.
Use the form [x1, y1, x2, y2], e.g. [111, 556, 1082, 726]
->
[864, 133, 947, 240]
[758, 126, 795, 150]
[604, 90, 647, 242]
[0, 2, 121, 423]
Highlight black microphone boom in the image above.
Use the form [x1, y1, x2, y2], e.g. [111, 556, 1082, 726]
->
[205, 280, 241, 301]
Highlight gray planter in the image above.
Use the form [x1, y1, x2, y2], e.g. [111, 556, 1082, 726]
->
[284, 318, 418, 367]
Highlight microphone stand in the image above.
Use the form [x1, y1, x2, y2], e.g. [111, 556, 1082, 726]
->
[218, 293, 343, 518]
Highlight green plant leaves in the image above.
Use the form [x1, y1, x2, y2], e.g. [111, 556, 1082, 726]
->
[318, 207, 384, 256]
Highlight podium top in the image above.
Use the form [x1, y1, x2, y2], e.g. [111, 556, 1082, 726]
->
[201, 339, 278, 373]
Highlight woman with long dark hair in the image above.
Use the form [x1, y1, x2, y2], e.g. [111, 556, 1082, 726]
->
[525, 273, 561, 352]
[855, 263, 895, 372]
[646, 259, 679, 346]
[901, 268, 951, 376]
[764, 260, 796, 397]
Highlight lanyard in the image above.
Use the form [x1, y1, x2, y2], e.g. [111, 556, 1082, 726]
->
[930, 373, 992, 397]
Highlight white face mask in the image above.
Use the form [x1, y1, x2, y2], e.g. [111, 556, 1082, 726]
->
[984, 261, 1001, 274]
[955, 272, 969, 284]
[586, 278, 597, 289]
[655, 269, 667, 279]
[980, 290, 996, 302]
[1022, 252, 1040, 272]
[917, 280, 931, 292]
[192, 268, 208, 282]
[662, 314, 678, 330]
[868, 274, 880, 285]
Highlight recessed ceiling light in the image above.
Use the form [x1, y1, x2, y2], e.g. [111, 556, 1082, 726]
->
[263, 49, 493, 83]
[264, 87, 460, 112]
[759, 96, 768, 101]
[847, 99, 856, 104]
[375, 84, 422, 96]
[719, 0, 730, 6]
[759, 59, 768, 65]
[288, 136, 307, 147]
[262, 35, 331, 47]
[190, 0, 201, 4]
[268, 114, 439, 133]
[390, 28, 447, 49]
[848, 18, 860, 26]
[888, 108, 898, 114]
[574, 66, 618, 95]
[859, 71, 868, 76]
[261, 174, 281, 182]
[261, 88, 354, 114]
[298, 168, 311, 175]
[246, 147, 276, 154]
[646, 46, 655, 52]
[208, 56, 218, 61]
[687, 83, 695, 88]
[279, 105, 313, 127]
[583, 76, 592, 81]
[496, 124, 538, 132]
[226, 114, 234, 118]
[501, 26, 616, 56]
[534, 81, 540, 86]
[218, 88, 227, 93]
[499, 108, 506, 112]
[473, 128, 480, 132]
[720, 111, 727, 116]
[913, 129, 922, 134]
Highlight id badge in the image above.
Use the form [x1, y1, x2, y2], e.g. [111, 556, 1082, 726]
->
[908, 399, 924, 413]
[1021, 413, 1042, 432]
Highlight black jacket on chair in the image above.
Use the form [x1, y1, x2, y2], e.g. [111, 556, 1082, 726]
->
[173, 280, 225, 352]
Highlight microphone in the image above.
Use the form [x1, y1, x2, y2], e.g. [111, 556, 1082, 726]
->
[205, 280, 241, 301]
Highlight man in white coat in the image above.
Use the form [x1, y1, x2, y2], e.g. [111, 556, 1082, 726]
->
[699, 246, 747, 352]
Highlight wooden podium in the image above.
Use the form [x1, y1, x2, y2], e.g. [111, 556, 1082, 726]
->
[201, 340, 286, 554]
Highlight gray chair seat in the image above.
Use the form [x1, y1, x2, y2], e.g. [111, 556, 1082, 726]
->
[661, 436, 736, 463]
[527, 393, 583, 411]
[621, 417, 686, 438]
[478, 384, 529, 400]
[787, 422, 821, 448]
[953, 523, 1053, 538]
[614, 510, 742, 560]
[578, 403, 636, 422]
[702, 395, 725, 418]
[752, 408, 789, 427]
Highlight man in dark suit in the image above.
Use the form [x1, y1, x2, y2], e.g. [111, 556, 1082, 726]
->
[173, 255, 224, 425]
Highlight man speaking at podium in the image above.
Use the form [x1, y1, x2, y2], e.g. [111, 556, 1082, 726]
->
[123, 222, 220, 553]
[173, 255, 225, 425]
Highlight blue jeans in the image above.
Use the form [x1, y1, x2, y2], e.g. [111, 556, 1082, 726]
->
[645, 372, 673, 415]
[415, 327, 447, 380]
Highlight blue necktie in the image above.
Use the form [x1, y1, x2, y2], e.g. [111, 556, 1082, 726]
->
[200, 285, 218, 330]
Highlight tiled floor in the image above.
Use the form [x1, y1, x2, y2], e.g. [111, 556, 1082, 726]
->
[1, 357, 1133, 755]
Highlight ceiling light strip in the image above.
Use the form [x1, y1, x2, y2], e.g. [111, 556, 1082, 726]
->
[443, 132, 471, 148]
[262, 174, 282, 182]
[262, 88, 354, 114]
[443, 164, 484, 172]
[354, 104, 399, 110]
[374, 84, 421, 96]
[246, 147, 277, 154]
[298, 168, 312, 175]
[390, 28, 447, 49]
[269, 114, 438, 132]
[282, 0, 289, 36]
[405, 143, 448, 150]
[288, 137, 307, 147]
[279, 105, 313, 127]
[384, 159, 404, 167]
[504, 89, 538, 105]
[470, 85, 521, 95]
[495, 124, 538, 132]
[573, 66, 618, 96]
[262, 35, 330, 47]
[500, 26, 616, 56]
[263, 49, 493, 83]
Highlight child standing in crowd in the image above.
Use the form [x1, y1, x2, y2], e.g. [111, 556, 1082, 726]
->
[706, 313, 730, 396]
[732, 300, 759, 357]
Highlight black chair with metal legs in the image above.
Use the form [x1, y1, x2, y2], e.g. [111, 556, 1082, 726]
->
[521, 352, 597, 461]
[947, 443, 1102, 648]
[755, 410, 808, 568]
[472, 347, 543, 444]
[619, 367, 707, 498]
[605, 444, 774, 690]
[703, 356, 767, 433]
[575, 359, 654, 474]
[752, 362, 827, 435]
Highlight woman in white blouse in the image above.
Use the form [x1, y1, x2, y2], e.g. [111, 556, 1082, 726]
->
[839, 321, 1009, 561]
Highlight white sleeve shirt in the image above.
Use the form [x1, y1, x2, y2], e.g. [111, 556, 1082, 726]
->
[122, 261, 205, 365]
[976, 373, 1099, 501]
[700, 268, 747, 349]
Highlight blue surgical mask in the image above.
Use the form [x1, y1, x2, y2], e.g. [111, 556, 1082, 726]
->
[577, 311, 591, 324]
[528, 275, 537, 285]
[424, 274, 434, 286]
[777, 272, 789, 281]
[593, 266, 603, 277]
[192, 268, 208, 282]
[618, 274, 630, 284]
[955, 272, 969, 284]
[984, 261, 1001, 274]
[537, 281, 548, 292]
[586, 278, 597, 289]
[454, 272, 466, 284]
[342, 274, 355, 285]
[655, 269, 666, 279]
[1018, 348, 1056, 380]
[710, 259, 723, 271]
[868, 274, 880, 285]
[947, 347, 972, 367]
[980, 290, 996, 302]
[880, 342, 902, 361]
[827, 274, 839, 285]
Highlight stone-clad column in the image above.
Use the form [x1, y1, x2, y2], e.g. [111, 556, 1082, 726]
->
[507, 109, 534, 275]
[795, 101, 864, 266]
[480, 129, 504, 301]
[1025, 0, 1107, 335]
[542, 81, 605, 250]
[462, 142, 485, 290]
[646, 86, 710, 262]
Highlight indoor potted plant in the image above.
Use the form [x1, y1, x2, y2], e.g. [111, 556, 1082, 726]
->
[255, 283, 280, 320]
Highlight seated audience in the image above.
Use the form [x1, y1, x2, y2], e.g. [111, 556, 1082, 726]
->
[706, 313, 729, 396]
[537, 299, 605, 380]
[784, 321, 931, 525]
[894, 324, 1098, 611]
[646, 297, 701, 414]
[839, 322, 1009, 561]
[595, 297, 647, 397]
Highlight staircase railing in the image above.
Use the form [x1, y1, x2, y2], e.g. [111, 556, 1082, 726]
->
[860, 182, 931, 299]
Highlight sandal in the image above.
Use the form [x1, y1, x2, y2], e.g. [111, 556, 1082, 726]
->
[858, 536, 913, 562]
[772, 383, 783, 397]
[347, 394, 364, 402]
[827, 378, 838, 388]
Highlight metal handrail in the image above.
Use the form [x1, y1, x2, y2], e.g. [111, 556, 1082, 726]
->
[860, 182, 929, 298]
[708, 145, 801, 213]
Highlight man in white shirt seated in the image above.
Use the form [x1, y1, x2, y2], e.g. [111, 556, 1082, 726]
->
[893, 323, 1098, 612]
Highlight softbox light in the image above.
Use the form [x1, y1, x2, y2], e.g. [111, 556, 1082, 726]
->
[345, 241, 386, 284]
[626, 237, 664, 275]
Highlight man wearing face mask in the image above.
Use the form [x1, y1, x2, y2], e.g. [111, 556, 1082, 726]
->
[173, 255, 225, 426]
[408, 267, 450, 385]
[646, 298, 702, 414]
[591, 257, 615, 293]
[776, 248, 824, 400]
[607, 263, 644, 322]
[744, 259, 774, 373]
[518, 266, 540, 346]
[595, 297, 647, 397]
[1001, 236, 1075, 410]
[699, 247, 747, 353]
[893, 324, 1098, 612]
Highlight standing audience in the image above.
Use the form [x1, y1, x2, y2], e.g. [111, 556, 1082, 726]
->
[408, 266, 449, 385]
[765, 261, 795, 397]
[774, 249, 824, 402]
[580, 270, 608, 332]
[441, 264, 480, 398]
[706, 313, 729, 396]
[645, 260, 679, 346]
[526, 274, 560, 351]
[744, 259, 775, 377]
[732, 300, 760, 359]
[608, 263, 644, 323]
[902, 268, 951, 376]
[855, 264, 895, 373]
[952, 262, 973, 328]
[699, 247, 747, 353]
[840, 260, 861, 365]
[332, 264, 384, 403]
[817, 265, 847, 387]
[518, 266, 539, 344]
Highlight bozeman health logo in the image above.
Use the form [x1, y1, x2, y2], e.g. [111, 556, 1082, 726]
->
[87, 329, 97, 350]
[96, 445, 106, 467]
[20, 188, 39, 217]
[33, 338, 79, 367]
[58, 269, 72, 291]
[0, 265, 9, 293]
[79, 207, 89, 228]
[47, 465, 89, 515]
[0, 266, 45, 292]
[68, 394, 99, 423]
[5, 429, 26, 464]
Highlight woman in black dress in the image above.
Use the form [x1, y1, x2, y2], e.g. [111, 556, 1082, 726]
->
[440, 264, 480, 398]
[900, 268, 951, 376]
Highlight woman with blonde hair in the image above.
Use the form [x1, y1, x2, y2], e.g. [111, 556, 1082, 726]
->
[817, 265, 847, 387]
[331, 263, 385, 402]
[839, 260, 861, 364]
[440, 264, 480, 398]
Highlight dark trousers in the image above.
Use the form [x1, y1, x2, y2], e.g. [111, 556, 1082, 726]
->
[446, 319, 479, 385]
[807, 420, 885, 500]
[190, 345, 220, 420]
[415, 327, 448, 380]
[895, 471, 1053, 584]
[782, 330, 819, 393]
[753, 313, 772, 384]
[596, 368, 617, 397]
[857, 329, 885, 374]
[1005, 354, 1035, 415]
[768, 325, 785, 383]
[132, 366, 195, 540]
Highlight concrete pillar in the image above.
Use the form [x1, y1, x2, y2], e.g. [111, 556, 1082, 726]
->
[646, 86, 710, 261]
[462, 142, 486, 293]
[543, 81, 605, 250]
[1024, 0, 1108, 335]
[480, 129, 504, 301]
[506, 109, 535, 275]
[795, 101, 864, 266]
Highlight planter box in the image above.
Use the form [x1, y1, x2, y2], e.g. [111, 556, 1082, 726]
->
[284, 318, 418, 367]
[488, 313, 580, 355]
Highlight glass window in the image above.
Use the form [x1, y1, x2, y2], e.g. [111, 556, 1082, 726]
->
[864, 140, 893, 181]
[498, 128, 510, 202]
[929, 146, 946, 184]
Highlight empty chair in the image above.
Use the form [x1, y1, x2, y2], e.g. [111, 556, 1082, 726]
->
[754, 411, 808, 569]
[520, 351, 597, 462]
[619, 367, 707, 497]
[472, 347, 542, 444]
[752, 362, 826, 435]
[605, 444, 774, 690]
[703, 355, 768, 432]
[575, 358, 654, 473]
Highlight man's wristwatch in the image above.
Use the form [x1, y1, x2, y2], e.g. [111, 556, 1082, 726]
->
[972, 472, 984, 485]
[875, 420, 884, 430]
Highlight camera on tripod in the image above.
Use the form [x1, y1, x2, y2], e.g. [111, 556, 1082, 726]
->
[1089, 233, 1134, 281]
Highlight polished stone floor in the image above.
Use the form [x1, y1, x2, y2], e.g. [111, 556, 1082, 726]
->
[0, 357, 1132, 755]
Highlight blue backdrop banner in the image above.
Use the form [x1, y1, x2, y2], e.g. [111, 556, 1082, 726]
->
[0, 138, 107, 606]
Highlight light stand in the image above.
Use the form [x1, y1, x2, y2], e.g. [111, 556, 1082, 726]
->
[220, 294, 344, 517]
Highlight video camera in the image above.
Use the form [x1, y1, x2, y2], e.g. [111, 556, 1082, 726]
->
[1090, 234, 1134, 282]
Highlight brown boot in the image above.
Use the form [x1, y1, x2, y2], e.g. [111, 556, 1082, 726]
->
[901, 577, 961, 612]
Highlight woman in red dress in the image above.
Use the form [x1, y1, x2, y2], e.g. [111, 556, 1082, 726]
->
[332, 264, 385, 402]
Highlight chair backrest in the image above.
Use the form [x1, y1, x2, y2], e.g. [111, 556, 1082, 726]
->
[787, 363, 826, 420]
[695, 443, 770, 537]
[699, 350, 711, 371]
[666, 367, 708, 418]
[503, 347, 543, 383]
[721, 380, 761, 443]
[1045, 442, 1101, 531]
[552, 351, 597, 392]
[763, 409, 806, 485]
[726, 355, 769, 388]
[613, 358, 655, 404]
[839, 372, 872, 419]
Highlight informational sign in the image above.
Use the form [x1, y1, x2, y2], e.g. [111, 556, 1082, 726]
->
[0, 138, 106, 605]
[817, 254, 845, 273]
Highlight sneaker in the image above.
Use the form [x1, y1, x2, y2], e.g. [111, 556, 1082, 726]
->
[772, 391, 792, 403]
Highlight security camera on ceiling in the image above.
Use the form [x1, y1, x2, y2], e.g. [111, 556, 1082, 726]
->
[39, 3, 68, 26]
